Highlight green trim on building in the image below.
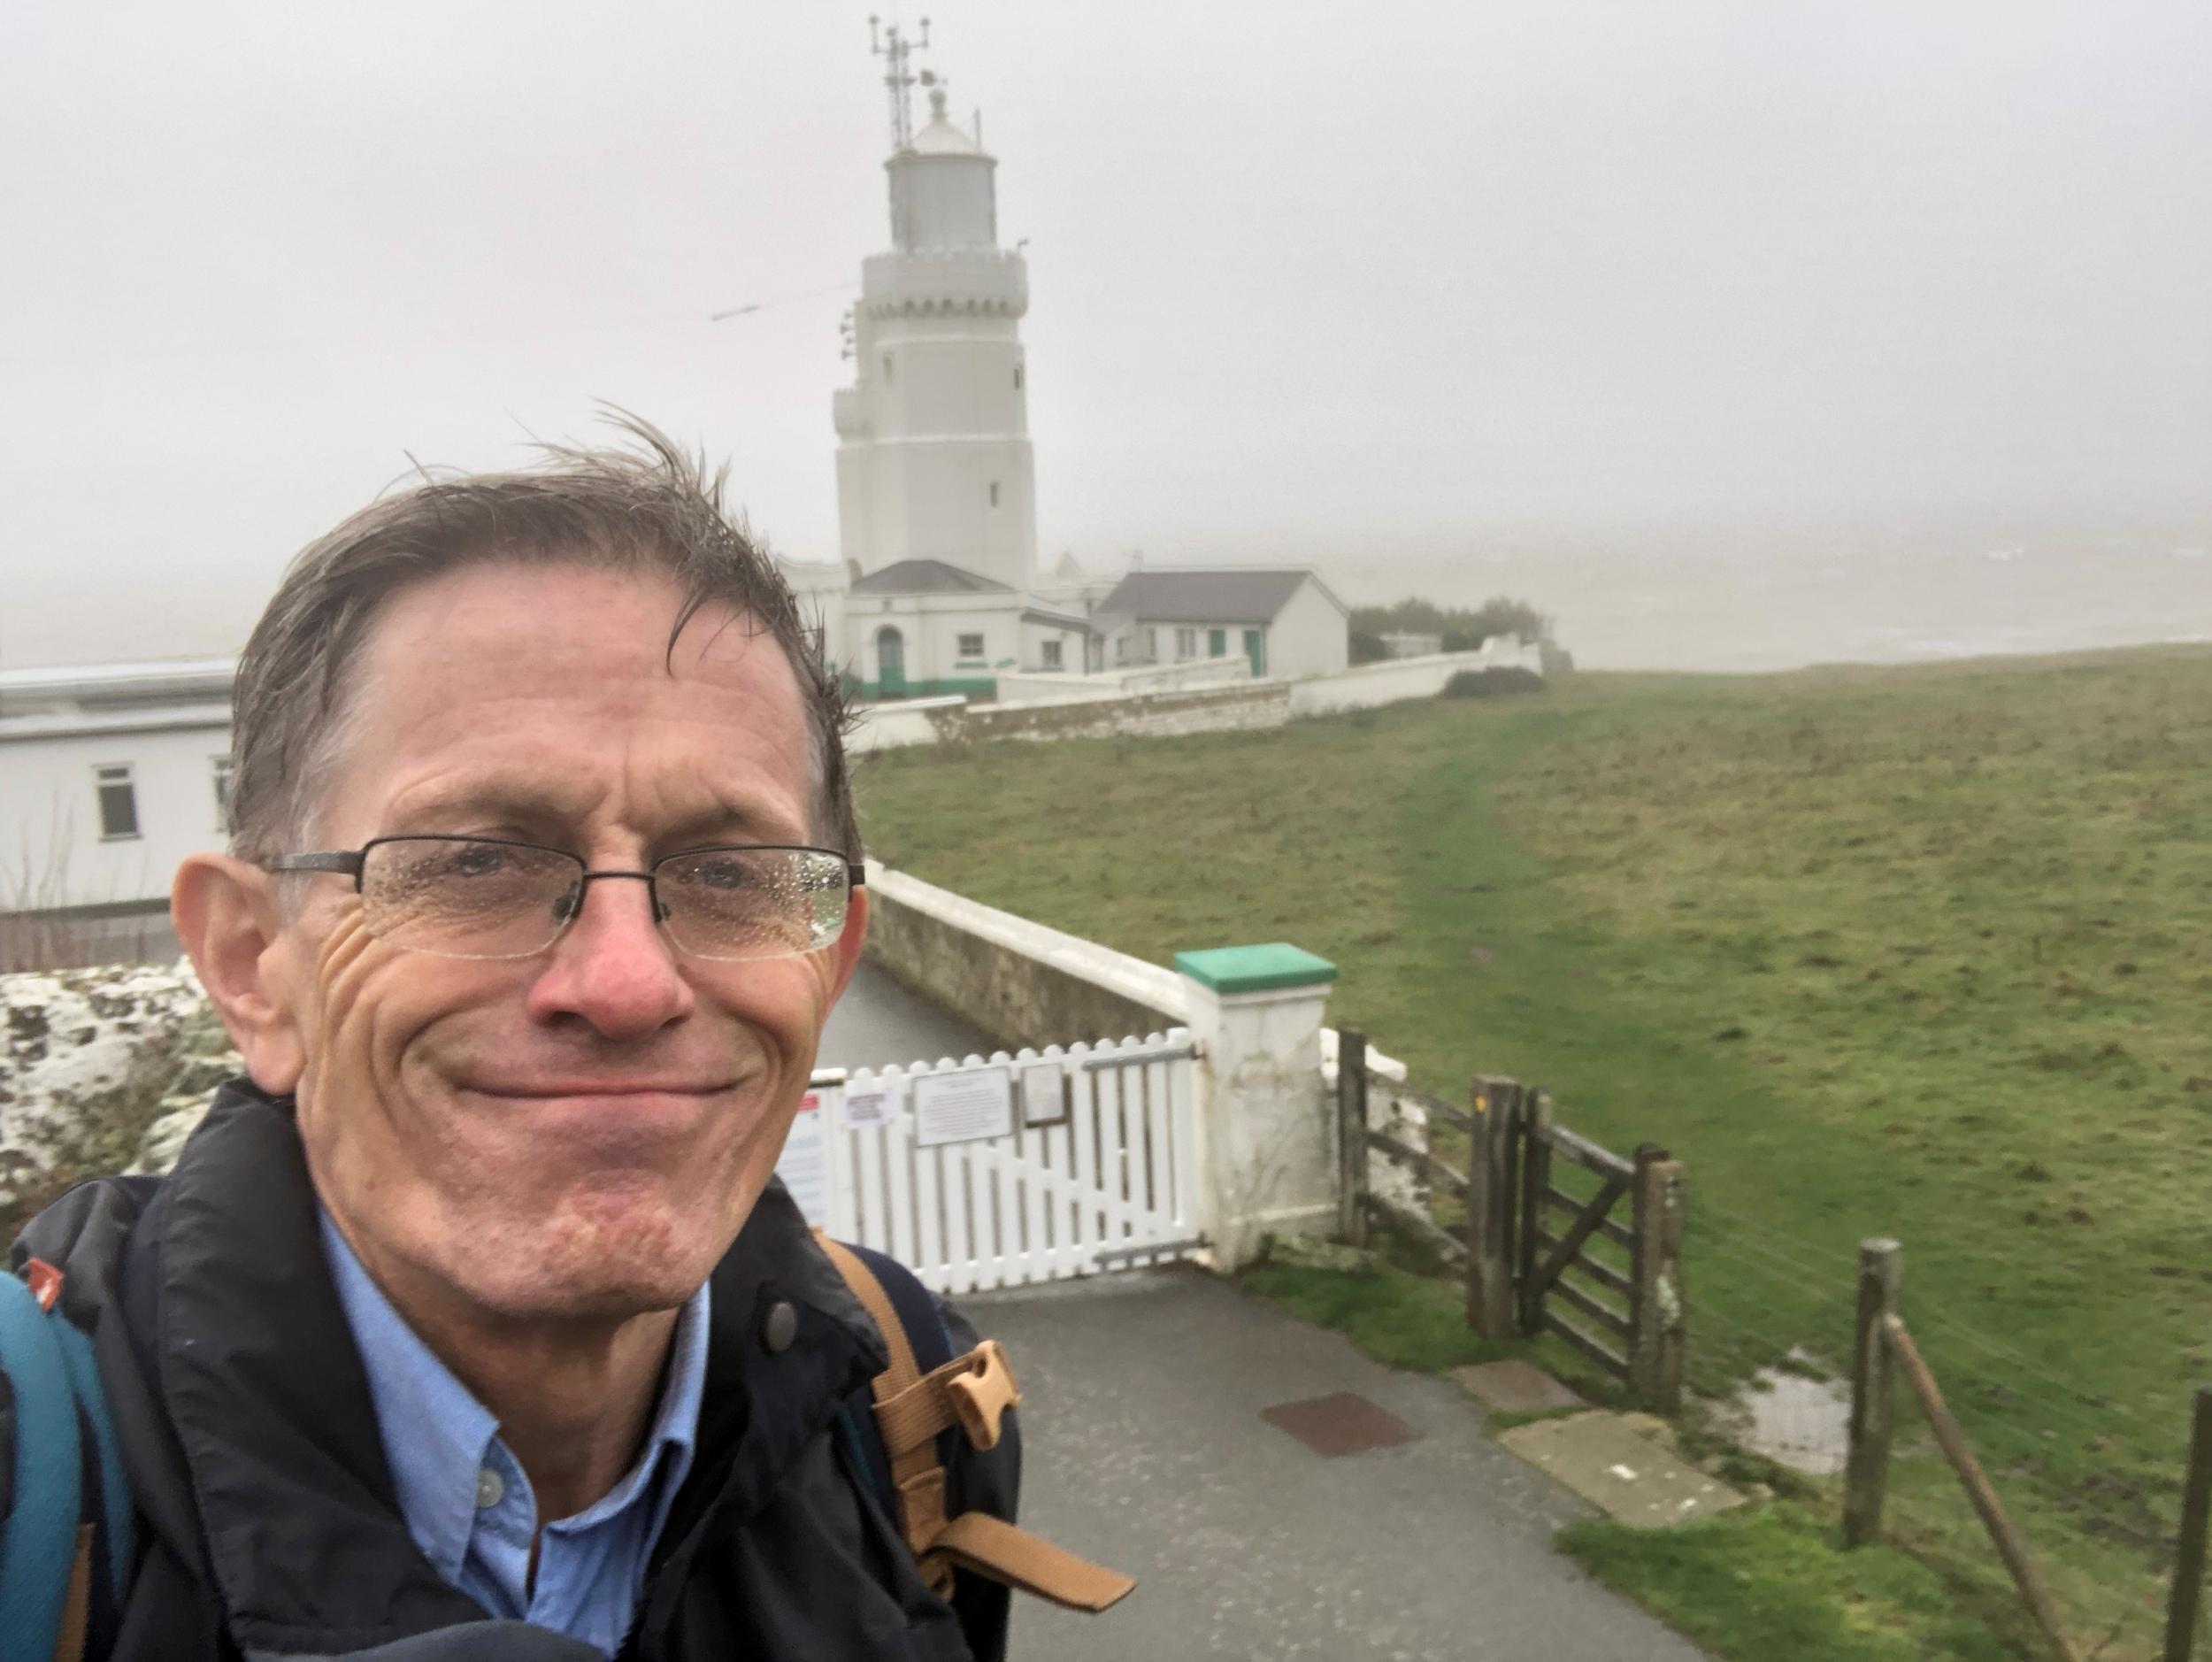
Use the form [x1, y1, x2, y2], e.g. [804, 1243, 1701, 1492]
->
[856, 676, 997, 702]
[1172, 943, 1338, 994]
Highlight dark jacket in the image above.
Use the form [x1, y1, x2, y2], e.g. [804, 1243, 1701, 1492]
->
[12, 1080, 1016, 1661]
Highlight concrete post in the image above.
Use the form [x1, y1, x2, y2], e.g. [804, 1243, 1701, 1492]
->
[1173, 943, 1339, 1272]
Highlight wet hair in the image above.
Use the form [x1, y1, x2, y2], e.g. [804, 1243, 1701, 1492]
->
[227, 414, 858, 864]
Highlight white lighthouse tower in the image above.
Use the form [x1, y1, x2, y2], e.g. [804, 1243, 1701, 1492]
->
[833, 19, 1035, 593]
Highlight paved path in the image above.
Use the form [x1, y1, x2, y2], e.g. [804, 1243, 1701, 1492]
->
[825, 965, 1706, 1658]
[818, 958, 998, 1072]
[972, 1270, 1709, 1661]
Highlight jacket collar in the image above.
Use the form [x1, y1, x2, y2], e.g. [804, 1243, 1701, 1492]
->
[155, 1079, 888, 1656]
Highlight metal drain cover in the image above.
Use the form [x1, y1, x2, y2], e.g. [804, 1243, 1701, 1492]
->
[1260, 1392, 1423, 1458]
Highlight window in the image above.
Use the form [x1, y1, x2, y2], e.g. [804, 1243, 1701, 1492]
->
[95, 764, 140, 840]
[988, 481, 1001, 508]
[957, 632, 986, 658]
[881, 351, 895, 383]
[1013, 364, 1024, 391]
[211, 755, 235, 825]
[1209, 628, 1227, 657]
[1041, 639, 1063, 670]
[1148, 627, 1161, 663]
[1174, 627, 1198, 660]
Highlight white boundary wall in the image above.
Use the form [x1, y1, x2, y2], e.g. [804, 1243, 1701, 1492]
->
[861, 858, 1405, 1124]
[847, 695, 968, 755]
[995, 658, 1253, 706]
[848, 642, 1545, 756]
[1287, 640, 1544, 719]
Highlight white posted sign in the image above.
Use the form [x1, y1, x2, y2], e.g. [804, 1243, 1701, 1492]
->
[1019, 1059, 1067, 1127]
[841, 1079, 898, 1130]
[911, 1066, 1016, 1148]
[775, 1082, 833, 1227]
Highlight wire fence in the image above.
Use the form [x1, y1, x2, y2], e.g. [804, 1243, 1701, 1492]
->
[1379, 1084, 2198, 1654]
[1684, 1192, 2191, 1658]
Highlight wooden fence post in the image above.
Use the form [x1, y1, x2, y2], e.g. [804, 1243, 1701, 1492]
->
[1844, 1237, 1903, 1546]
[1338, 1028, 1369, 1248]
[1628, 1145, 1687, 1412]
[1466, 1076, 1519, 1340]
[2167, 1384, 2212, 1662]
[1517, 1089, 1554, 1335]
[1885, 1315, 2079, 1662]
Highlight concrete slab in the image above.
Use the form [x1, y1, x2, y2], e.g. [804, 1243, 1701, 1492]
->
[1453, 1359, 1588, 1415]
[969, 1270, 1712, 1659]
[1497, 1412, 1746, 1528]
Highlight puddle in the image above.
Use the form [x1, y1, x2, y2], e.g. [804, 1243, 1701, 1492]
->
[1717, 1349, 1852, 1475]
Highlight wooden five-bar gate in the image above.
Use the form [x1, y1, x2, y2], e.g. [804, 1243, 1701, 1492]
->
[1337, 1033, 1686, 1410]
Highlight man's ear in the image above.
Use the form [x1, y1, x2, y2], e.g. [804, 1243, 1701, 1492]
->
[173, 852, 307, 1095]
[826, 886, 870, 1007]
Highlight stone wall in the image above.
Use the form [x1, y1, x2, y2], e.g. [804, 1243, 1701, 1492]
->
[993, 658, 1253, 705]
[1, 960, 239, 1239]
[861, 862, 1188, 1051]
[923, 680, 1291, 747]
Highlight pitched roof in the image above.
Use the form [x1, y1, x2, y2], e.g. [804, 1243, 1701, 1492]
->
[1094, 568, 1325, 625]
[848, 559, 1015, 596]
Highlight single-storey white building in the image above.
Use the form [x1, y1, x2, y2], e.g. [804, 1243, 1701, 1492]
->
[0, 658, 236, 920]
[1094, 567, 1349, 681]
[846, 559, 1099, 697]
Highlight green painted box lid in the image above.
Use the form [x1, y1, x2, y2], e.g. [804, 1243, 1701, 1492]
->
[1172, 943, 1338, 994]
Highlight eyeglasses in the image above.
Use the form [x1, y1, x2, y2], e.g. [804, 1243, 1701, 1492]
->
[262, 835, 865, 963]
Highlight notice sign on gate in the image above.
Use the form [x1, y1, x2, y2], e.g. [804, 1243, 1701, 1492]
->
[911, 1065, 1015, 1148]
[841, 1080, 897, 1130]
[776, 1081, 834, 1227]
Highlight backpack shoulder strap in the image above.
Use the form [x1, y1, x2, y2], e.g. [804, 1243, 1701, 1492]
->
[812, 1234, 1133, 1614]
[43, 1285, 130, 1612]
[0, 1261, 88, 1662]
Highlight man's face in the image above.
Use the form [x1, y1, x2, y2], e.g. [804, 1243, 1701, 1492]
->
[259, 560, 862, 1323]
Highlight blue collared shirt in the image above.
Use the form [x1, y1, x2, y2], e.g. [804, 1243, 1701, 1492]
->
[318, 1212, 711, 1658]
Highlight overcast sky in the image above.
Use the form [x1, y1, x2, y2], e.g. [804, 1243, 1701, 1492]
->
[4, 0, 2208, 667]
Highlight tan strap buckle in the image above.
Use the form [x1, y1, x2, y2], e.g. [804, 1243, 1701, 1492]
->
[943, 1339, 1021, 1450]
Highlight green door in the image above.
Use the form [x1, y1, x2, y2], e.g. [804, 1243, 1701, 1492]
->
[876, 626, 907, 696]
[1209, 628, 1227, 658]
[1243, 628, 1266, 676]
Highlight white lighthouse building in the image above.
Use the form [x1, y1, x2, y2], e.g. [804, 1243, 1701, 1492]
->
[831, 23, 1096, 697]
[833, 77, 1033, 589]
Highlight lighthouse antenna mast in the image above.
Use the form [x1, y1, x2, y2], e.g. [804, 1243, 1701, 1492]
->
[867, 13, 933, 153]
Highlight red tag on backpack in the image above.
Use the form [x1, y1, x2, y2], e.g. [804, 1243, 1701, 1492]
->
[22, 1256, 63, 1313]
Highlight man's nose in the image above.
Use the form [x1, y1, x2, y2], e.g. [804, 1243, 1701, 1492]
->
[525, 875, 696, 1040]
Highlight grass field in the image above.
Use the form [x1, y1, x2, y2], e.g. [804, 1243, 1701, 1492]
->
[856, 646, 2212, 1658]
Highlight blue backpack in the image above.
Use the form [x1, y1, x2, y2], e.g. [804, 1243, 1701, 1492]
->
[0, 1259, 133, 1662]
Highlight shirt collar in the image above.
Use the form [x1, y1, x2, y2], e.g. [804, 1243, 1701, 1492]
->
[317, 1208, 712, 1586]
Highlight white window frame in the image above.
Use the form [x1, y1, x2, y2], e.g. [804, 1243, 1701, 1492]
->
[1174, 627, 1198, 660]
[956, 632, 986, 658]
[1041, 639, 1063, 670]
[95, 763, 141, 842]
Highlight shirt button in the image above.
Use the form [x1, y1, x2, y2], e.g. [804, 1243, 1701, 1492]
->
[475, 1468, 504, 1510]
[762, 1298, 798, 1354]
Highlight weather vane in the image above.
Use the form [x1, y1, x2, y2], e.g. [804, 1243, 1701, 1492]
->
[868, 13, 933, 152]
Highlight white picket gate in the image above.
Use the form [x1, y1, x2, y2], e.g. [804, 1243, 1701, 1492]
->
[775, 1028, 1204, 1294]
